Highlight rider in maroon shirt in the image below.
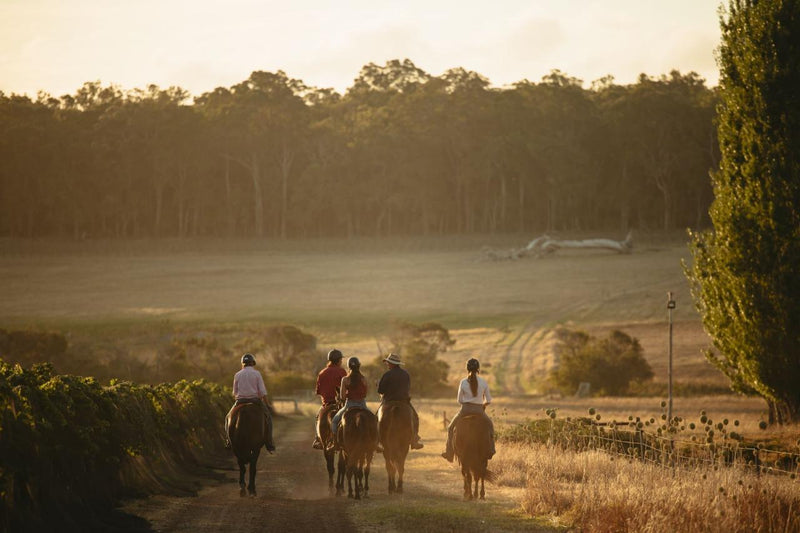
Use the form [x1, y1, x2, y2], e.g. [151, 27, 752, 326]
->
[312, 349, 347, 449]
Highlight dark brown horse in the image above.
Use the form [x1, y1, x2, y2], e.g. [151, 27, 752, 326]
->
[230, 403, 269, 497]
[340, 407, 378, 500]
[318, 404, 346, 495]
[378, 400, 413, 494]
[453, 414, 495, 500]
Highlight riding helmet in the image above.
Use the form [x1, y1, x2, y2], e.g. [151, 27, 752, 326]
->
[327, 349, 343, 362]
[348, 357, 361, 370]
[241, 353, 256, 366]
[466, 358, 480, 372]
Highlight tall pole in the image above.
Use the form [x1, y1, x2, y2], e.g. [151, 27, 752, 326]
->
[667, 291, 676, 424]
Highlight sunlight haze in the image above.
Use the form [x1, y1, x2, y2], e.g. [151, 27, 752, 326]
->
[0, 0, 722, 97]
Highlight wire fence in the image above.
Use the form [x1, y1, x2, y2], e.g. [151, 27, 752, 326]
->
[503, 415, 800, 479]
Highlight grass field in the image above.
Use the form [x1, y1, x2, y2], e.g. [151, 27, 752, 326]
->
[1, 233, 718, 388]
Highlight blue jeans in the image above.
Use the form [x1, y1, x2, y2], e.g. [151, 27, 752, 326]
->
[332, 399, 368, 437]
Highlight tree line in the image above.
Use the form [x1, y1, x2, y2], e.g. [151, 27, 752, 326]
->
[0, 60, 718, 239]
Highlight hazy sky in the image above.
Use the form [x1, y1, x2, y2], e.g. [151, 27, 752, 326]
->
[1, 0, 723, 98]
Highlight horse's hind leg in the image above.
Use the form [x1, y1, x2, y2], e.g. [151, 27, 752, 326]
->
[363, 458, 371, 498]
[325, 451, 335, 492]
[396, 463, 404, 494]
[346, 466, 355, 499]
[239, 459, 247, 497]
[386, 461, 397, 494]
[248, 453, 259, 496]
[479, 476, 485, 500]
[463, 469, 472, 500]
[355, 465, 363, 500]
[336, 453, 346, 497]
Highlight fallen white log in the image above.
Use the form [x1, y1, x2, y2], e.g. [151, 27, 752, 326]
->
[483, 231, 633, 260]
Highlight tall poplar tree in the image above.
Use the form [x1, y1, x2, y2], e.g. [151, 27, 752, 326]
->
[686, 0, 800, 423]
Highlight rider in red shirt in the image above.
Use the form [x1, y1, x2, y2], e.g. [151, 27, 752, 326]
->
[312, 349, 348, 449]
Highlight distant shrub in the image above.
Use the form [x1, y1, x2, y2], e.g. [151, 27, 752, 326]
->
[267, 371, 314, 396]
[0, 328, 68, 367]
[363, 321, 453, 398]
[549, 329, 653, 396]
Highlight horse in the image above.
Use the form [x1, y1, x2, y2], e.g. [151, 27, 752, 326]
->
[340, 407, 378, 500]
[318, 403, 346, 495]
[230, 402, 269, 497]
[453, 414, 495, 500]
[378, 400, 413, 494]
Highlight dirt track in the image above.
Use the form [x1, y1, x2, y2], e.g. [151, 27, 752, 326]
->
[121, 415, 362, 533]
[120, 414, 553, 533]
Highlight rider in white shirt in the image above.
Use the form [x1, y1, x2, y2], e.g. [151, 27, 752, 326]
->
[224, 353, 275, 452]
[441, 358, 495, 462]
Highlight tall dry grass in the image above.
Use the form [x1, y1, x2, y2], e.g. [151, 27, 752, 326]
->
[493, 441, 800, 532]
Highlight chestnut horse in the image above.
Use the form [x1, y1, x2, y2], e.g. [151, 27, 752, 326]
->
[230, 403, 269, 497]
[378, 400, 414, 494]
[340, 407, 378, 499]
[318, 404, 346, 495]
[453, 414, 495, 500]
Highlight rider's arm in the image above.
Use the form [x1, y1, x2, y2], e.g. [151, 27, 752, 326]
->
[483, 378, 492, 407]
[338, 376, 348, 404]
[457, 380, 466, 404]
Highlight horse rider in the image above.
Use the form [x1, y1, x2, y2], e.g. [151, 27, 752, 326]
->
[328, 356, 370, 450]
[377, 353, 424, 449]
[312, 349, 348, 450]
[441, 357, 495, 462]
[224, 352, 276, 452]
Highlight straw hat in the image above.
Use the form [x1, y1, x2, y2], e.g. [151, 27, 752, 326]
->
[383, 353, 403, 365]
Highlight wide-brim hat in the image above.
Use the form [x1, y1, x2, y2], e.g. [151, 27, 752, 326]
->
[383, 353, 403, 365]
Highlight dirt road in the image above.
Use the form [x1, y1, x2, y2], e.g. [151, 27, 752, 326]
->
[121, 414, 554, 533]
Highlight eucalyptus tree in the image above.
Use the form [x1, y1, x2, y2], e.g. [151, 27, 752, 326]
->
[0, 93, 60, 237]
[197, 71, 308, 238]
[621, 71, 715, 230]
[344, 59, 433, 235]
[687, 0, 800, 423]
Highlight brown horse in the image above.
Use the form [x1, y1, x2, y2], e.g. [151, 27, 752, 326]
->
[230, 403, 269, 497]
[318, 404, 346, 495]
[340, 407, 378, 500]
[453, 414, 495, 500]
[378, 400, 414, 494]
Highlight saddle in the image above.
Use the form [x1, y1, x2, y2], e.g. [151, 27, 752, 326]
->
[231, 401, 267, 438]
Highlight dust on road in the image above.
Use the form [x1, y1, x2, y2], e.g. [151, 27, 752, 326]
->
[121, 414, 554, 533]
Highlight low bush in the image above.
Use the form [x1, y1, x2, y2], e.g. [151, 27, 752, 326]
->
[0, 360, 229, 533]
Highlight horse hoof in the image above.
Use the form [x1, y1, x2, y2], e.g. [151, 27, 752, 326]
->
[240, 488, 247, 497]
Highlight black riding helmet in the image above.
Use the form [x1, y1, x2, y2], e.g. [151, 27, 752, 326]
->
[466, 358, 480, 372]
[328, 349, 343, 362]
[348, 357, 361, 370]
[241, 353, 256, 366]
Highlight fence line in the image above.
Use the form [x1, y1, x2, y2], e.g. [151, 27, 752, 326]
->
[513, 417, 800, 479]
